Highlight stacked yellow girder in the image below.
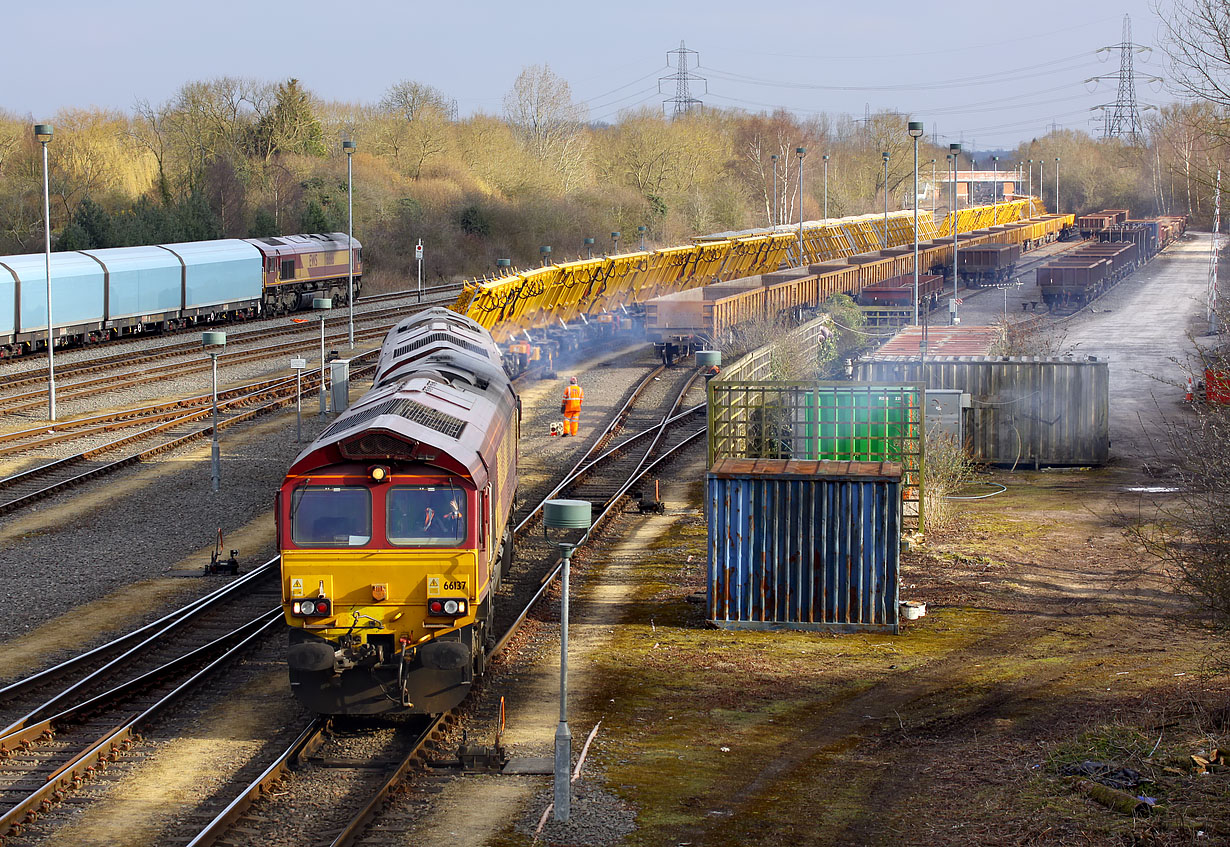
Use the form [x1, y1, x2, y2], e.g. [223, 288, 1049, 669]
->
[453, 202, 1042, 341]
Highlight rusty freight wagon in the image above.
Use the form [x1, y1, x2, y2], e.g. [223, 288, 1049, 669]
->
[857, 273, 944, 308]
[958, 244, 1021, 286]
[707, 458, 903, 634]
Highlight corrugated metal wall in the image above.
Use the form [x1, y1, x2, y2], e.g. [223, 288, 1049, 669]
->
[707, 459, 901, 633]
[857, 356, 1109, 466]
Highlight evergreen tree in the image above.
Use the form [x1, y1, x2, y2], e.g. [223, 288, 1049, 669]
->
[249, 209, 279, 238]
[256, 78, 327, 160]
[300, 200, 333, 233]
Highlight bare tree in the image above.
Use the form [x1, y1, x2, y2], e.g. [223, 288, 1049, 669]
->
[380, 81, 455, 122]
[1158, 0, 1230, 112]
[503, 64, 589, 190]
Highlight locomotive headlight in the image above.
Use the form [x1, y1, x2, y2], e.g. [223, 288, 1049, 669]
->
[369, 465, 390, 483]
[443, 599, 459, 615]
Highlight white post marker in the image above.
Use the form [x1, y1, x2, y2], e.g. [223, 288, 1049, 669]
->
[290, 357, 307, 442]
[416, 239, 423, 299]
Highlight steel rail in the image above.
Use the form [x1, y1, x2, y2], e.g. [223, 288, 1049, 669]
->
[0, 577, 277, 744]
[0, 611, 279, 754]
[0, 324, 387, 412]
[491, 384, 705, 661]
[183, 358, 705, 847]
[181, 718, 328, 847]
[0, 610, 283, 841]
[0, 358, 378, 516]
[0, 373, 309, 453]
[0, 560, 277, 705]
[0, 285, 459, 375]
[512, 363, 667, 536]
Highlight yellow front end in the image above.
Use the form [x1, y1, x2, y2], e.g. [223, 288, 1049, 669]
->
[281, 548, 482, 643]
[282, 547, 489, 715]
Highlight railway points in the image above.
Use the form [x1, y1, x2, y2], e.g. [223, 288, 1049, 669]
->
[0, 187, 1219, 844]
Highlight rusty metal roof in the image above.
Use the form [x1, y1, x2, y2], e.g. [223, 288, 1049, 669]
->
[870, 325, 1001, 359]
[709, 458, 903, 480]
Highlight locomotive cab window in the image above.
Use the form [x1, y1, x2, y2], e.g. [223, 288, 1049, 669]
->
[291, 486, 371, 546]
[387, 486, 467, 547]
[280, 259, 295, 280]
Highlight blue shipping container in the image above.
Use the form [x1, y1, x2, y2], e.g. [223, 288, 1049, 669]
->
[707, 458, 902, 634]
[1, 252, 106, 334]
[162, 240, 262, 310]
[82, 246, 184, 319]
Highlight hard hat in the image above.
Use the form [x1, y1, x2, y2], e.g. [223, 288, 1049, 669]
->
[569, 376, 578, 384]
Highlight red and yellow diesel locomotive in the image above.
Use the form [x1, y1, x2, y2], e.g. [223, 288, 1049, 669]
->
[278, 307, 518, 715]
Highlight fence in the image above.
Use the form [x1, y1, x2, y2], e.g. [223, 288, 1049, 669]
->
[709, 326, 925, 529]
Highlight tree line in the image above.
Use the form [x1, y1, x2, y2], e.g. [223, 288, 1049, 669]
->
[0, 41, 1224, 291]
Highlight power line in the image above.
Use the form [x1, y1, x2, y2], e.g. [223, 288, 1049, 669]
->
[700, 52, 1098, 93]
[659, 41, 706, 116]
[705, 14, 1121, 61]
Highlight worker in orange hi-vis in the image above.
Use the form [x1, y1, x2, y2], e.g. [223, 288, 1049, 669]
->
[560, 376, 584, 436]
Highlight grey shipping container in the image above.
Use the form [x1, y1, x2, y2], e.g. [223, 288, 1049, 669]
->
[856, 356, 1109, 466]
[707, 459, 902, 634]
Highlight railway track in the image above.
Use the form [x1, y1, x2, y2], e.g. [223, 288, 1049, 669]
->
[178, 356, 710, 847]
[0, 349, 706, 844]
[0, 283, 463, 372]
[0, 358, 378, 517]
[0, 564, 283, 842]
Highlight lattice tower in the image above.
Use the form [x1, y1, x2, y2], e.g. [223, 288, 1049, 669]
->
[659, 41, 706, 116]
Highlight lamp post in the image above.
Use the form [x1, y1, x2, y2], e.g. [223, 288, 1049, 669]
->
[1027, 159, 1033, 209]
[314, 297, 331, 419]
[544, 498, 593, 823]
[908, 122, 924, 325]
[583, 237, 594, 259]
[203, 332, 226, 492]
[796, 147, 805, 263]
[611, 231, 620, 255]
[949, 143, 962, 324]
[637, 225, 647, 251]
[882, 151, 891, 248]
[342, 140, 356, 349]
[35, 124, 55, 421]
[822, 154, 829, 221]
[1055, 157, 1060, 215]
[770, 153, 779, 226]
[991, 155, 999, 224]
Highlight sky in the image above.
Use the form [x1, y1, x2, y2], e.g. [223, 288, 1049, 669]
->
[2, 0, 1174, 150]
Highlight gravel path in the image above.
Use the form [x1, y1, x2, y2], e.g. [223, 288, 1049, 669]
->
[0, 410, 326, 642]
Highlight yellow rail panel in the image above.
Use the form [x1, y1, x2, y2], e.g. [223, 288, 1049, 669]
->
[455, 202, 1058, 342]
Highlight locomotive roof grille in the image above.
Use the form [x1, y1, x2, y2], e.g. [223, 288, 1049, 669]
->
[397, 398, 467, 438]
[392, 331, 486, 359]
[339, 431, 415, 460]
[320, 396, 467, 442]
[321, 398, 400, 439]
